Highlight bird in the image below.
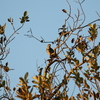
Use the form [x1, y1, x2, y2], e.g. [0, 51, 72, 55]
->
[46, 44, 54, 56]
[46, 44, 59, 59]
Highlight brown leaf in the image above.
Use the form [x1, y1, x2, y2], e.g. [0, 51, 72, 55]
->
[62, 9, 67, 13]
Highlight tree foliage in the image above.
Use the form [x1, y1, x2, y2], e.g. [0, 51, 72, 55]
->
[0, 0, 100, 100]
[0, 11, 29, 100]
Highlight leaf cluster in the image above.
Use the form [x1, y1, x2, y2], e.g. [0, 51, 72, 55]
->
[0, 0, 100, 100]
[20, 11, 30, 23]
[15, 72, 34, 100]
[0, 11, 29, 100]
[15, 1, 100, 99]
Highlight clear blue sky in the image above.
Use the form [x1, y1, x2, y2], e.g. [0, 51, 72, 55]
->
[0, 0, 100, 99]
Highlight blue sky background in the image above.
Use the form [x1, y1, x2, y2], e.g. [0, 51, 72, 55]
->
[0, 0, 100, 99]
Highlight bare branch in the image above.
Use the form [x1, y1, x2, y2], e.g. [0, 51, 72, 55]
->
[96, 11, 100, 18]
[25, 28, 56, 44]
[6, 23, 24, 45]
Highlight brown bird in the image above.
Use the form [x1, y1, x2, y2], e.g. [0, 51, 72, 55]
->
[46, 44, 59, 59]
[46, 44, 54, 56]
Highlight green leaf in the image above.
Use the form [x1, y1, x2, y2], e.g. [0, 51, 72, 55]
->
[24, 11, 28, 16]
[20, 17, 25, 23]
[73, 58, 79, 65]
[24, 72, 28, 81]
[79, 77, 83, 83]
[30, 87, 33, 93]
[26, 20, 30, 22]
[92, 46, 99, 54]
[25, 16, 29, 19]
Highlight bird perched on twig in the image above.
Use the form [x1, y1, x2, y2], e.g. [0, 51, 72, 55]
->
[46, 44, 59, 59]
[46, 44, 54, 56]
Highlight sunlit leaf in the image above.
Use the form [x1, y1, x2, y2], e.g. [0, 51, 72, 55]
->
[33, 85, 39, 88]
[62, 97, 68, 100]
[32, 76, 38, 81]
[32, 80, 38, 84]
[33, 92, 40, 98]
[0, 23, 6, 34]
[87, 37, 93, 41]
[19, 77, 25, 84]
[93, 23, 96, 28]
[91, 76, 100, 81]
[17, 83, 23, 86]
[42, 81, 50, 89]
[89, 24, 93, 28]
[76, 47, 82, 52]
[77, 93, 83, 99]
[3, 23, 6, 29]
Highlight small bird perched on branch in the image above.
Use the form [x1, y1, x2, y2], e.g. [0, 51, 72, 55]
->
[46, 44, 54, 56]
[46, 44, 59, 59]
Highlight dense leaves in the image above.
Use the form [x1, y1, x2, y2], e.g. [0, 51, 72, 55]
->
[15, 72, 34, 100]
[0, 0, 100, 100]
[16, 22, 100, 100]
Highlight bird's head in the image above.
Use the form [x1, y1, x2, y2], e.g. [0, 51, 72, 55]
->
[47, 44, 51, 48]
